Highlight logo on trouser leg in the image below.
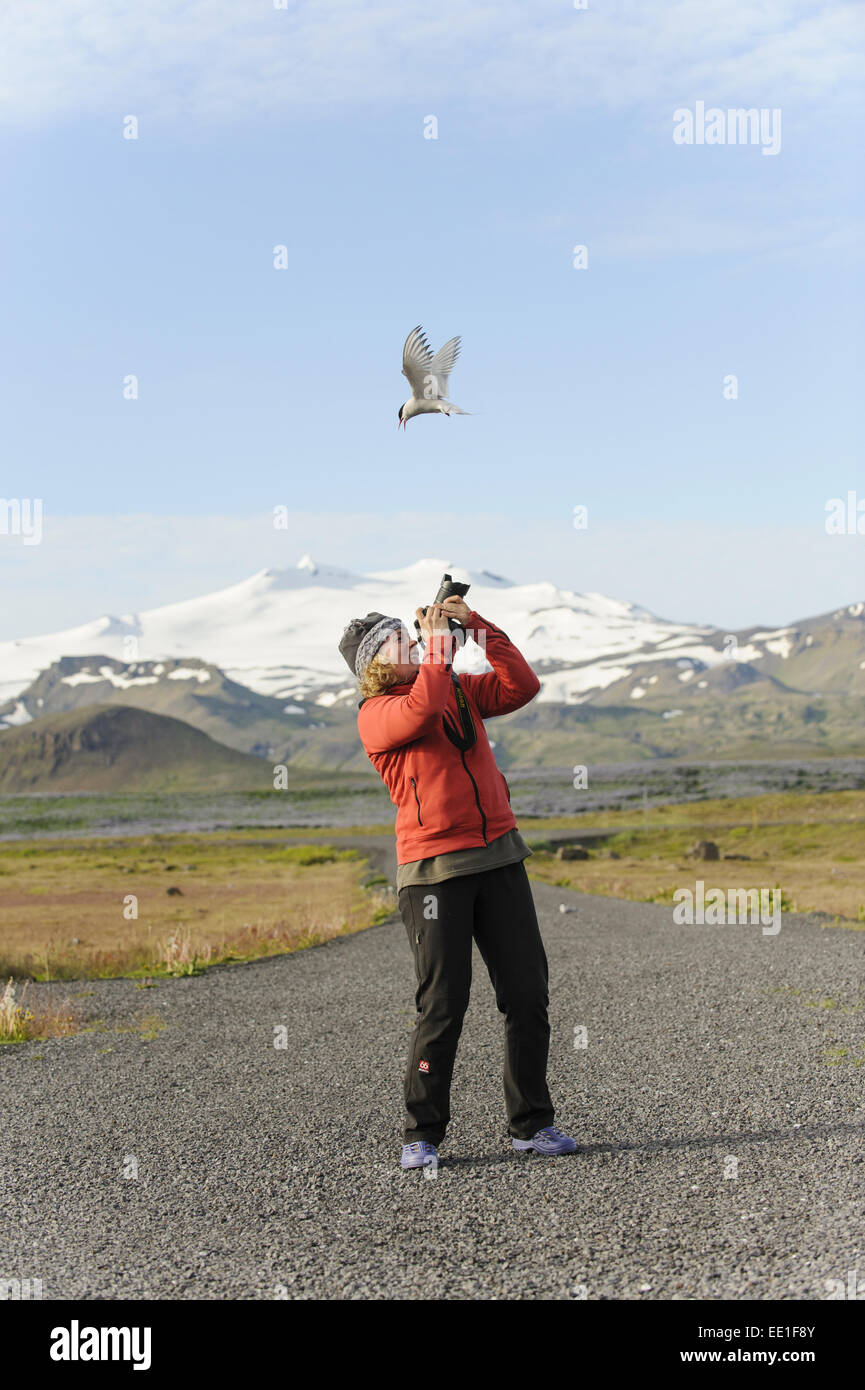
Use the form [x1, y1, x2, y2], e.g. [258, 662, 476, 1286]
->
[418, 1059, 430, 1072]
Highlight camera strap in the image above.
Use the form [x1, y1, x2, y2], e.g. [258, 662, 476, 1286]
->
[442, 670, 477, 751]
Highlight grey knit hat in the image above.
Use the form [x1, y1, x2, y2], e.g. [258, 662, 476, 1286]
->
[339, 612, 405, 680]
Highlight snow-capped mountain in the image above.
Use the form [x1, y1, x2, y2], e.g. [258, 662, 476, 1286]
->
[1, 556, 862, 712]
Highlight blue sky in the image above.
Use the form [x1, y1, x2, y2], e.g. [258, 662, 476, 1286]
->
[1, 0, 862, 636]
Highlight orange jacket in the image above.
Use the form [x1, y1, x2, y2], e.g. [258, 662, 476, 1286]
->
[357, 611, 540, 864]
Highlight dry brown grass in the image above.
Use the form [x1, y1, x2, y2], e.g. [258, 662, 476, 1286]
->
[526, 790, 865, 923]
[529, 855, 865, 921]
[0, 977, 83, 1043]
[0, 837, 394, 981]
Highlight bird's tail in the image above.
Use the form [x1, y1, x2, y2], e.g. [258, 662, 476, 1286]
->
[442, 400, 470, 415]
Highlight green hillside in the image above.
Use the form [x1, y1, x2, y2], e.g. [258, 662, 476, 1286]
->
[0, 705, 275, 793]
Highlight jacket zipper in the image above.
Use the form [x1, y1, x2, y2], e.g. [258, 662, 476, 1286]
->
[460, 752, 488, 845]
[409, 776, 423, 826]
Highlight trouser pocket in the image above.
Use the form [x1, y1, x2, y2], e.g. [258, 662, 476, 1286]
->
[398, 885, 425, 977]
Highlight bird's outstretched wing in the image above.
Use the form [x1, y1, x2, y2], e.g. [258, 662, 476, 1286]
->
[401, 325, 434, 397]
[427, 336, 461, 401]
[402, 325, 462, 401]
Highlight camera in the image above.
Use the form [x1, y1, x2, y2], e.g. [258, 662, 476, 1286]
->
[414, 572, 471, 644]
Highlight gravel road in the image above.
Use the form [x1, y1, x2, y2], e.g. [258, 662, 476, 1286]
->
[1, 834, 863, 1301]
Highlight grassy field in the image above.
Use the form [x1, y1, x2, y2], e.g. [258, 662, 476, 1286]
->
[1, 787, 862, 1043]
[521, 788, 865, 923]
[0, 838, 393, 988]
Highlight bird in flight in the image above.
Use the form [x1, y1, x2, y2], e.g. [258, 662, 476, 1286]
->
[398, 325, 469, 429]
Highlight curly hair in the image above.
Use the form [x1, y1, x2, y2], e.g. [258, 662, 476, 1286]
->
[359, 653, 408, 701]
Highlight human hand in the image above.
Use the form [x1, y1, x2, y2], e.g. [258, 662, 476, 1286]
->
[441, 596, 471, 626]
[416, 603, 451, 642]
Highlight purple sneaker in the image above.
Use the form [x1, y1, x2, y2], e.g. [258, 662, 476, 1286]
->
[401, 1141, 440, 1170]
[513, 1126, 577, 1156]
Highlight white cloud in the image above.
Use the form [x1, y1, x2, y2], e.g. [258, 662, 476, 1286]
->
[0, 1, 860, 126]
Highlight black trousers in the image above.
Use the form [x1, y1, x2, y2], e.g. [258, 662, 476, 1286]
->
[397, 859, 555, 1146]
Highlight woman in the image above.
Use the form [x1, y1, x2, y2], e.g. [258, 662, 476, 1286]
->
[338, 597, 576, 1169]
